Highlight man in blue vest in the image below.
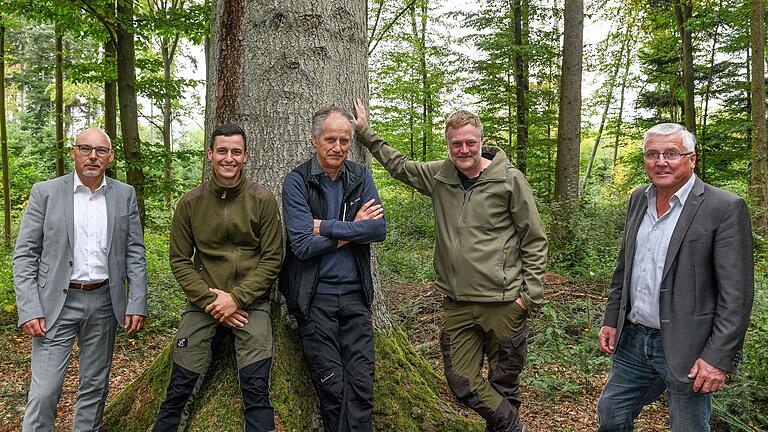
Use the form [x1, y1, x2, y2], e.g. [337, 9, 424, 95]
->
[280, 106, 386, 432]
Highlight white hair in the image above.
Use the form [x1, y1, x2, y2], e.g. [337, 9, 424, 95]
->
[643, 123, 696, 153]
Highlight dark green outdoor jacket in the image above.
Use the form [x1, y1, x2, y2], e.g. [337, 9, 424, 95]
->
[358, 126, 547, 308]
[169, 174, 283, 309]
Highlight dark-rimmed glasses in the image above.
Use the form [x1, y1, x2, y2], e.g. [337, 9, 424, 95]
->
[73, 145, 112, 157]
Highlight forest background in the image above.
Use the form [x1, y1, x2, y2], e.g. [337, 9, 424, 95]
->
[0, 0, 766, 430]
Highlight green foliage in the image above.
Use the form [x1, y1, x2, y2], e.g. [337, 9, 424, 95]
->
[526, 299, 611, 401]
[542, 193, 627, 281]
[374, 165, 436, 283]
[712, 277, 768, 431]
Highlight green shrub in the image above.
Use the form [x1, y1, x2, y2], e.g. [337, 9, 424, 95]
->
[712, 274, 768, 431]
[542, 192, 627, 282]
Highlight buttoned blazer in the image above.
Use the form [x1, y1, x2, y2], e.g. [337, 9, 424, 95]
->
[13, 172, 147, 328]
[603, 177, 754, 381]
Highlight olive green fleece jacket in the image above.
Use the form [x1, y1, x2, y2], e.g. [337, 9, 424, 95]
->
[358, 126, 547, 308]
[170, 174, 283, 309]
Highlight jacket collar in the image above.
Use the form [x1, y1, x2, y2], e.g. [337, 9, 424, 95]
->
[308, 154, 361, 190]
[434, 146, 508, 185]
[208, 172, 246, 200]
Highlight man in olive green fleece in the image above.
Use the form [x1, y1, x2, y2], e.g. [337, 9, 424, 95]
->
[153, 124, 283, 432]
[353, 99, 547, 432]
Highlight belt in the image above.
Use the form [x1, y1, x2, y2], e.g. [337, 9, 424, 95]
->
[68, 280, 109, 291]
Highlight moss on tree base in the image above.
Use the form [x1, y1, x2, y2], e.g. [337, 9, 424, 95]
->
[102, 305, 482, 431]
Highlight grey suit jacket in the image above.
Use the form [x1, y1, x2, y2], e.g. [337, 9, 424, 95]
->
[603, 176, 754, 381]
[13, 172, 147, 328]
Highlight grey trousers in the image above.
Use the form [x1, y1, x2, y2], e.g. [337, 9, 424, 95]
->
[22, 285, 118, 432]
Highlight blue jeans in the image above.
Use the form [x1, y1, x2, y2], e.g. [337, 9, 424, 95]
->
[597, 322, 712, 432]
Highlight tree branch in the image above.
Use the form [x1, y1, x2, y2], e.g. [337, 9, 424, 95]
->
[368, 0, 419, 56]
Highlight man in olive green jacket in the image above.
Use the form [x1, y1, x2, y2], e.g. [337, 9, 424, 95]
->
[153, 124, 283, 432]
[354, 99, 547, 432]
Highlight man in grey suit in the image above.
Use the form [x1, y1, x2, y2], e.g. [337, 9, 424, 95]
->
[597, 123, 754, 431]
[14, 127, 147, 431]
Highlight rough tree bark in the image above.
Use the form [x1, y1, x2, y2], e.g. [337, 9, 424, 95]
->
[102, 1, 482, 431]
[555, 0, 582, 209]
[750, 0, 768, 237]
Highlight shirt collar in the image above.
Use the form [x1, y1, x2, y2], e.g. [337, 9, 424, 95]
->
[311, 154, 346, 179]
[72, 172, 107, 193]
[644, 173, 697, 206]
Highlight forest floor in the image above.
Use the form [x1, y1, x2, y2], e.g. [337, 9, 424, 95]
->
[0, 275, 670, 431]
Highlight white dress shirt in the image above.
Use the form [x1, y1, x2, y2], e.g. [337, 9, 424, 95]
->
[628, 174, 697, 329]
[70, 173, 109, 283]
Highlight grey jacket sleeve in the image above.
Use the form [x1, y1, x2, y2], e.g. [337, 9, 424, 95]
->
[13, 184, 46, 326]
[124, 187, 148, 317]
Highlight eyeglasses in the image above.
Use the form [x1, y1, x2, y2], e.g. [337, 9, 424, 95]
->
[74, 145, 112, 157]
[642, 150, 694, 162]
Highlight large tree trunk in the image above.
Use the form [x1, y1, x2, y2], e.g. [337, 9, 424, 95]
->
[103, 1, 482, 430]
[750, 0, 768, 237]
[55, 22, 65, 177]
[555, 0, 582, 209]
[116, 0, 146, 227]
[1, 15, 10, 248]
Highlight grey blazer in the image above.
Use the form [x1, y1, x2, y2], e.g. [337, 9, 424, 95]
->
[603, 177, 754, 381]
[13, 172, 147, 328]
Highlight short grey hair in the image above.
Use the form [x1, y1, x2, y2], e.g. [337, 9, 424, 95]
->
[643, 123, 696, 153]
[311, 106, 355, 141]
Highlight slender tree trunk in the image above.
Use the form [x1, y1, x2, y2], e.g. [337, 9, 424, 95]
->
[513, 0, 527, 174]
[583, 29, 625, 192]
[750, 0, 768, 236]
[410, 1, 431, 161]
[55, 22, 65, 177]
[507, 71, 513, 155]
[116, 0, 146, 227]
[409, 93, 415, 159]
[746, 48, 752, 141]
[674, 0, 695, 135]
[700, 0, 722, 183]
[1, 16, 10, 247]
[555, 0, 583, 208]
[161, 36, 179, 206]
[612, 24, 632, 168]
[104, 38, 118, 179]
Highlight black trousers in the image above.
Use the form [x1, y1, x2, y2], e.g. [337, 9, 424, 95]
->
[298, 291, 375, 432]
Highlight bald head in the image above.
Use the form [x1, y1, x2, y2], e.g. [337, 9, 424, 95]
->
[75, 128, 112, 148]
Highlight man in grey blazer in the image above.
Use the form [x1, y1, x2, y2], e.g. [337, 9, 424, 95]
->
[13, 127, 147, 431]
[597, 123, 754, 431]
